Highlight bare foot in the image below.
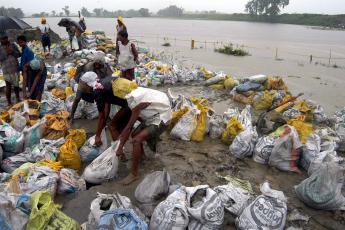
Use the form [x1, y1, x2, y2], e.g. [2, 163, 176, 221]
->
[119, 173, 139, 185]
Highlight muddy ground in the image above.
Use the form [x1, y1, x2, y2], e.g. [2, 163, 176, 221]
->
[50, 84, 345, 230]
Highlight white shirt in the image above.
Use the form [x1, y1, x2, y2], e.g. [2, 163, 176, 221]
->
[117, 41, 136, 71]
[125, 87, 172, 126]
[39, 24, 50, 34]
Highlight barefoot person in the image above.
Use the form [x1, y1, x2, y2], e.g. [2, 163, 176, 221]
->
[0, 32, 21, 106]
[116, 30, 139, 80]
[38, 17, 51, 53]
[17, 35, 34, 72]
[111, 78, 172, 185]
[22, 59, 47, 101]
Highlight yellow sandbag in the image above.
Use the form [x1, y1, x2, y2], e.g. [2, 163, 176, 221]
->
[65, 87, 73, 98]
[221, 117, 244, 145]
[253, 91, 274, 111]
[293, 100, 311, 113]
[58, 139, 81, 172]
[287, 118, 314, 144]
[67, 67, 77, 81]
[209, 83, 224, 90]
[44, 111, 70, 140]
[201, 67, 213, 80]
[65, 129, 86, 149]
[224, 77, 236, 90]
[112, 78, 138, 99]
[168, 107, 189, 131]
[191, 107, 209, 142]
[265, 77, 288, 90]
[52, 88, 66, 100]
[37, 160, 63, 172]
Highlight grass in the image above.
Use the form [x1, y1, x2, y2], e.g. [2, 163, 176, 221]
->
[162, 42, 171, 47]
[214, 44, 249, 56]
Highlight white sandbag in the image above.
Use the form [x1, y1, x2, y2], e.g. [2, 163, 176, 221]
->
[171, 109, 198, 141]
[26, 166, 59, 197]
[11, 112, 27, 132]
[1, 152, 31, 173]
[307, 150, 341, 176]
[80, 130, 108, 163]
[57, 168, 86, 194]
[295, 162, 345, 210]
[253, 135, 277, 164]
[247, 74, 267, 83]
[83, 142, 119, 184]
[229, 128, 257, 159]
[23, 118, 46, 149]
[268, 125, 302, 173]
[209, 115, 225, 139]
[0, 124, 24, 155]
[72, 36, 79, 50]
[300, 134, 321, 171]
[204, 72, 226, 86]
[150, 186, 189, 230]
[0, 193, 28, 230]
[186, 185, 224, 229]
[214, 183, 253, 216]
[135, 171, 171, 216]
[40, 92, 67, 116]
[82, 101, 99, 120]
[236, 182, 287, 230]
[30, 138, 65, 162]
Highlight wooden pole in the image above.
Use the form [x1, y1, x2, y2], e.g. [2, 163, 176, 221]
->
[275, 48, 278, 60]
[329, 49, 332, 65]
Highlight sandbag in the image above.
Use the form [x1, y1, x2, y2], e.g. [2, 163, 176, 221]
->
[65, 129, 86, 149]
[150, 186, 189, 230]
[98, 209, 148, 230]
[11, 112, 27, 132]
[229, 128, 258, 159]
[209, 114, 224, 139]
[253, 91, 274, 111]
[0, 193, 28, 230]
[80, 130, 108, 162]
[23, 118, 46, 149]
[221, 117, 244, 145]
[248, 74, 267, 83]
[287, 118, 314, 144]
[253, 135, 277, 165]
[58, 139, 81, 172]
[83, 142, 119, 184]
[236, 81, 262, 93]
[135, 171, 171, 216]
[307, 149, 340, 176]
[186, 185, 224, 229]
[58, 168, 86, 194]
[52, 88, 66, 100]
[236, 182, 287, 230]
[40, 92, 67, 116]
[82, 101, 99, 120]
[0, 124, 24, 155]
[1, 152, 32, 173]
[204, 73, 226, 86]
[295, 162, 345, 210]
[26, 166, 59, 197]
[171, 109, 198, 141]
[269, 125, 302, 173]
[44, 111, 70, 140]
[299, 134, 321, 171]
[191, 106, 209, 142]
[26, 191, 80, 230]
[30, 138, 65, 162]
[66, 95, 83, 119]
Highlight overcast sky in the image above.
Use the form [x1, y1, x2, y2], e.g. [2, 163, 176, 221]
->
[1, 0, 344, 15]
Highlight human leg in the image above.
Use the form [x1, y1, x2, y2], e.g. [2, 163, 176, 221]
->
[5, 81, 12, 106]
[14, 86, 20, 103]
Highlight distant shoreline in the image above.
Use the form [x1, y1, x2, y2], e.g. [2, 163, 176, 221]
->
[24, 13, 345, 30]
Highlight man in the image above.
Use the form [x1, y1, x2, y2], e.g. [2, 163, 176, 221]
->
[70, 58, 113, 121]
[116, 30, 138, 80]
[22, 59, 47, 101]
[66, 25, 76, 50]
[38, 17, 51, 53]
[17, 35, 35, 72]
[0, 33, 21, 106]
[111, 78, 172, 185]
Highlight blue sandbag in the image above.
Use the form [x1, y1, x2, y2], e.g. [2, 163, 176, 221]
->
[236, 81, 262, 93]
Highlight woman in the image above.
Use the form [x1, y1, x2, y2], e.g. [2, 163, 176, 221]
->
[22, 59, 47, 101]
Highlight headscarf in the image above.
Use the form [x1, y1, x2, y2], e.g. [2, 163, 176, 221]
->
[41, 17, 46, 24]
[117, 16, 125, 27]
[29, 59, 41, 70]
[80, 71, 104, 90]
[112, 78, 138, 99]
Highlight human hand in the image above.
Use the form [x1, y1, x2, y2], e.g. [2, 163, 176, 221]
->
[94, 135, 103, 146]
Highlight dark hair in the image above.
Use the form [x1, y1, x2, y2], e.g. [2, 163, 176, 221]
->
[118, 30, 128, 39]
[17, 35, 27, 42]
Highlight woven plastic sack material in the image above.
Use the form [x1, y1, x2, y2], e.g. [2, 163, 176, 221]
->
[66, 95, 82, 119]
[287, 118, 314, 144]
[1, 152, 32, 173]
[58, 139, 81, 172]
[150, 186, 189, 230]
[67, 67, 77, 80]
[300, 134, 321, 171]
[186, 185, 224, 229]
[168, 107, 189, 132]
[265, 77, 288, 90]
[112, 78, 138, 99]
[135, 171, 171, 217]
[52, 88, 66, 100]
[293, 101, 311, 113]
[209, 114, 224, 139]
[44, 111, 70, 140]
[236, 81, 262, 93]
[40, 92, 67, 116]
[98, 208, 148, 230]
[80, 130, 108, 162]
[83, 142, 119, 184]
[23, 118, 46, 149]
[229, 128, 258, 159]
[37, 160, 63, 172]
[171, 109, 198, 141]
[248, 74, 267, 83]
[307, 150, 340, 176]
[236, 182, 287, 230]
[295, 162, 345, 211]
[209, 83, 224, 90]
[65, 86, 73, 98]
[221, 117, 244, 145]
[253, 135, 277, 164]
[214, 180, 253, 216]
[26, 166, 59, 197]
[65, 129, 86, 149]
[11, 112, 27, 132]
[57, 168, 86, 194]
[0, 124, 24, 155]
[0, 193, 28, 230]
[26, 191, 80, 230]
[191, 106, 209, 142]
[30, 138, 65, 162]
[224, 77, 237, 90]
[253, 91, 274, 111]
[269, 125, 302, 173]
[204, 73, 226, 86]
[82, 101, 99, 120]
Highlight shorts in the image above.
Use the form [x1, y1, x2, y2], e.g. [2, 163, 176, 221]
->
[4, 72, 20, 87]
[133, 121, 167, 152]
[41, 34, 51, 47]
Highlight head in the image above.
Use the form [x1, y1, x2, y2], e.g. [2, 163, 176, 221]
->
[80, 16, 84, 22]
[0, 33, 9, 45]
[16, 35, 27, 48]
[93, 57, 105, 70]
[41, 17, 46, 24]
[117, 16, 124, 26]
[112, 78, 138, 99]
[29, 59, 41, 70]
[118, 30, 128, 43]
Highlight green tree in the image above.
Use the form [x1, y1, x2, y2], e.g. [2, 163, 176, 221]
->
[81, 7, 91, 17]
[93, 8, 103, 17]
[62, 6, 70, 17]
[139, 8, 150, 17]
[157, 5, 183, 17]
[0, 7, 24, 18]
[51, 10, 56, 17]
[245, 0, 289, 16]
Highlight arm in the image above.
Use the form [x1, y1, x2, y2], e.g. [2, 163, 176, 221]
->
[95, 103, 110, 146]
[70, 95, 81, 121]
[22, 64, 28, 98]
[12, 44, 21, 59]
[28, 63, 43, 97]
[115, 41, 120, 59]
[131, 43, 139, 63]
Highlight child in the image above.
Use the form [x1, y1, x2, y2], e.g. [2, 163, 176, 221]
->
[116, 30, 139, 81]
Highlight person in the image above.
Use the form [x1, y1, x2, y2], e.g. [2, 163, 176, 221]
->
[79, 17, 87, 31]
[116, 30, 138, 80]
[70, 58, 113, 121]
[77, 73, 131, 151]
[22, 59, 47, 101]
[111, 78, 172, 185]
[116, 16, 127, 41]
[17, 35, 35, 72]
[38, 17, 51, 53]
[0, 33, 21, 106]
[66, 25, 76, 50]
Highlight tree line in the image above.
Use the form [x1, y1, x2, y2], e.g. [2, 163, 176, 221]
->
[0, 7, 24, 18]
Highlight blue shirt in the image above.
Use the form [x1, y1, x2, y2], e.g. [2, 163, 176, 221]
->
[19, 46, 34, 71]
